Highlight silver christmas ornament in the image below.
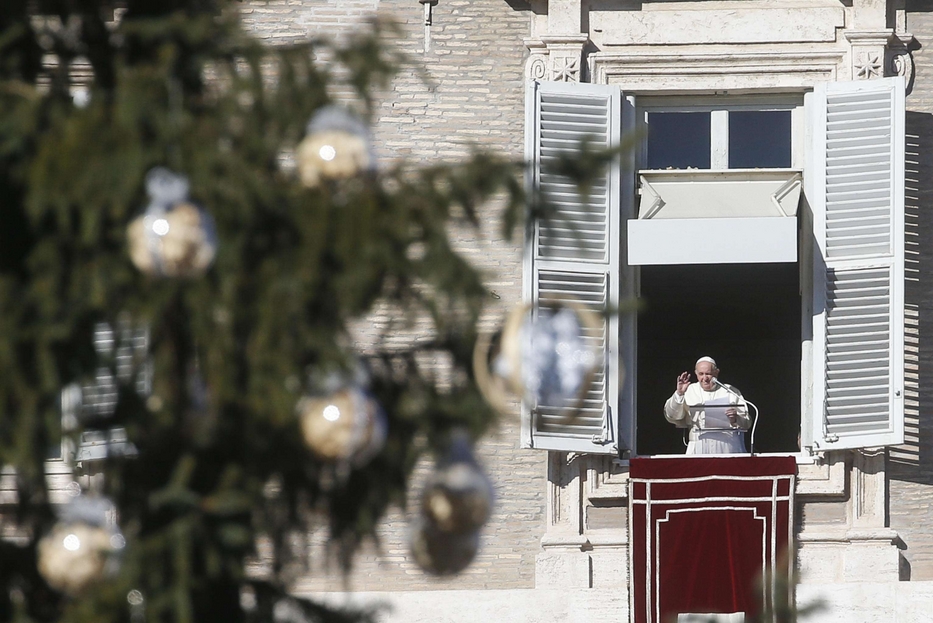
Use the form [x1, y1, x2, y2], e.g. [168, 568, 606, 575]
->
[474, 300, 605, 415]
[295, 106, 373, 188]
[409, 514, 479, 576]
[127, 167, 217, 278]
[36, 496, 125, 596]
[421, 432, 493, 534]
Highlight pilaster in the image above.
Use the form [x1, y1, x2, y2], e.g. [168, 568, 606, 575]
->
[536, 452, 590, 588]
[523, 0, 588, 82]
[844, 30, 890, 80]
[798, 449, 901, 583]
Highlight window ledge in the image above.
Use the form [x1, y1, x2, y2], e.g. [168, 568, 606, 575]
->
[581, 451, 846, 502]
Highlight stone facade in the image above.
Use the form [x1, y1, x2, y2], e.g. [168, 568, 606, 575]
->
[245, 0, 542, 592]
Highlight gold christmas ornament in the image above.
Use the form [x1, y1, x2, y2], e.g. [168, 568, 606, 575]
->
[127, 168, 217, 278]
[36, 497, 125, 596]
[296, 386, 385, 464]
[37, 523, 113, 596]
[409, 515, 479, 576]
[295, 106, 373, 188]
[474, 300, 606, 417]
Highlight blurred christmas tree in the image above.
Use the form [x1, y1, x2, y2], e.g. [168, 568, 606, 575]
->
[0, 1, 527, 621]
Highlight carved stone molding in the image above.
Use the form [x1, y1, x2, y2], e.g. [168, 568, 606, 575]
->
[886, 32, 917, 90]
[890, 50, 913, 80]
[852, 447, 887, 528]
[590, 50, 841, 90]
[844, 30, 891, 81]
[586, 455, 629, 501]
[524, 38, 548, 81]
[542, 451, 585, 542]
[524, 35, 589, 84]
[528, 56, 547, 81]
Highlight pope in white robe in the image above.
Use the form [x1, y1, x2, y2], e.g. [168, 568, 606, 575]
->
[664, 356, 751, 454]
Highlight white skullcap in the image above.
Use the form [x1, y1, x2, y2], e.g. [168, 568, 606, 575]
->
[695, 356, 717, 368]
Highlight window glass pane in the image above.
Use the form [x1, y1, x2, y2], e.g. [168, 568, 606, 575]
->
[646, 112, 711, 169]
[729, 110, 792, 168]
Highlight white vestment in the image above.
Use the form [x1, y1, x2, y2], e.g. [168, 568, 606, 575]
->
[664, 383, 750, 454]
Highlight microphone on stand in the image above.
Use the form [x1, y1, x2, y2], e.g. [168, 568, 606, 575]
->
[711, 378, 759, 455]
[711, 377, 740, 396]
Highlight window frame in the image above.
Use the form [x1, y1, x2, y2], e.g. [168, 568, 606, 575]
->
[523, 79, 905, 461]
[631, 93, 809, 459]
[636, 94, 805, 173]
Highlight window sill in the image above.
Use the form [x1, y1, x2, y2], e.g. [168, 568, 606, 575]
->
[581, 449, 846, 501]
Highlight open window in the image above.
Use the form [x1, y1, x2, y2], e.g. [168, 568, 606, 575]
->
[522, 77, 905, 457]
[632, 97, 804, 455]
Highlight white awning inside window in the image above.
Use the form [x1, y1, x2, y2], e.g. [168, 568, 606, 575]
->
[627, 169, 801, 265]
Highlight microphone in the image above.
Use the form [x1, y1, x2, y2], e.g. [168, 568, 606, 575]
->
[712, 377, 760, 454]
[711, 377, 741, 397]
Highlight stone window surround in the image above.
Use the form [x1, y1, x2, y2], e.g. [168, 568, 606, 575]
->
[531, 36, 907, 586]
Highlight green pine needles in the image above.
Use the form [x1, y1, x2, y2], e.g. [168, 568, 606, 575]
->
[0, 2, 526, 621]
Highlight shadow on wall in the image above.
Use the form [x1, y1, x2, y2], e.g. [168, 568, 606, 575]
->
[890, 110, 933, 485]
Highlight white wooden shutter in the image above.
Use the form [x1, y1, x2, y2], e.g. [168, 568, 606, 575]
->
[804, 76, 905, 451]
[521, 80, 624, 454]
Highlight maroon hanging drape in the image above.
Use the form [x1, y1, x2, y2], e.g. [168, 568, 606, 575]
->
[629, 456, 796, 623]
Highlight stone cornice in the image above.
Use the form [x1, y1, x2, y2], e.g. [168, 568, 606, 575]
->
[539, 33, 589, 46]
[523, 37, 547, 51]
[843, 29, 895, 44]
[590, 49, 843, 89]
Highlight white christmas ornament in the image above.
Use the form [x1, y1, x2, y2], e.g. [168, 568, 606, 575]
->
[36, 496, 125, 596]
[295, 106, 373, 188]
[474, 301, 604, 415]
[127, 167, 217, 278]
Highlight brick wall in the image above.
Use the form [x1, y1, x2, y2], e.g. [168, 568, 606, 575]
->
[242, 0, 544, 591]
[890, 8, 933, 582]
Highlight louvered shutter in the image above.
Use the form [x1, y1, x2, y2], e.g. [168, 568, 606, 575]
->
[804, 76, 905, 451]
[521, 81, 624, 454]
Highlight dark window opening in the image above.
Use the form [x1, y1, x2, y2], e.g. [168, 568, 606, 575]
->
[646, 112, 711, 169]
[636, 263, 801, 456]
[729, 110, 792, 169]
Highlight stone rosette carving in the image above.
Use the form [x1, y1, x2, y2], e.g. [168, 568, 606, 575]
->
[855, 50, 883, 79]
[550, 55, 580, 83]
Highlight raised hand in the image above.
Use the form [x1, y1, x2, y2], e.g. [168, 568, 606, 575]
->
[676, 371, 691, 396]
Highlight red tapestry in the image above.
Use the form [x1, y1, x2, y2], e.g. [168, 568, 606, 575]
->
[629, 456, 796, 623]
